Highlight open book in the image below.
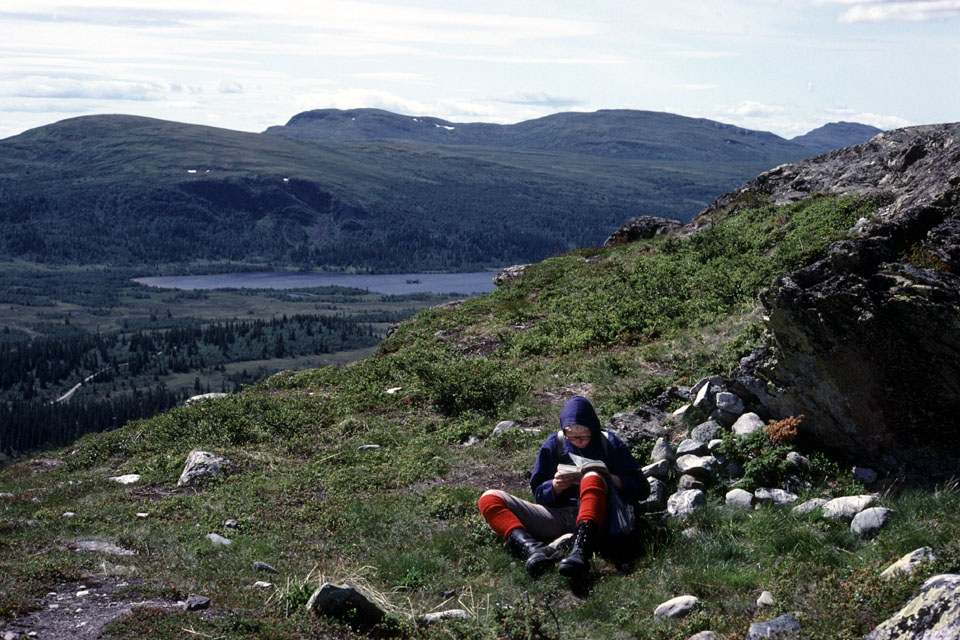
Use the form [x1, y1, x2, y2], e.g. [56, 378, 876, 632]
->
[556, 453, 609, 479]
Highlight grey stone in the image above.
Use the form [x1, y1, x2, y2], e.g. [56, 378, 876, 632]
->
[254, 561, 280, 574]
[714, 392, 744, 416]
[726, 488, 754, 510]
[687, 633, 718, 640]
[691, 420, 721, 443]
[74, 540, 135, 556]
[492, 420, 519, 436]
[710, 409, 740, 427]
[747, 614, 801, 639]
[493, 264, 529, 286]
[677, 438, 708, 456]
[866, 574, 960, 640]
[639, 478, 668, 512]
[205, 533, 232, 547]
[791, 498, 827, 516]
[880, 547, 938, 580]
[307, 582, 386, 629]
[676, 455, 717, 480]
[608, 411, 668, 444]
[851, 507, 892, 536]
[108, 474, 141, 484]
[707, 438, 724, 452]
[732, 412, 765, 437]
[184, 595, 210, 611]
[642, 459, 670, 480]
[420, 609, 470, 623]
[822, 495, 876, 521]
[224, 519, 239, 529]
[653, 594, 700, 620]
[757, 590, 775, 608]
[693, 382, 720, 411]
[604, 216, 682, 247]
[853, 466, 878, 484]
[785, 451, 810, 471]
[667, 489, 706, 518]
[672, 404, 692, 420]
[651, 437, 675, 463]
[177, 449, 232, 487]
[678, 474, 704, 491]
[184, 392, 228, 406]
[754, 488, 799, 505]
[690, 376, 723, 399]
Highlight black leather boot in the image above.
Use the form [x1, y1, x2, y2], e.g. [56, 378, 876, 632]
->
[507, 528, 556, 576]
[558, 521, 598, 578]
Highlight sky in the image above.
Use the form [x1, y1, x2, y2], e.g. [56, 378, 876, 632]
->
[1, 0, 958, 140]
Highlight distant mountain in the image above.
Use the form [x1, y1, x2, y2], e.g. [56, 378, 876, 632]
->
[0, 111, 883, 273]
[266, 108, 871, 166]
[789, 121, 883, 155]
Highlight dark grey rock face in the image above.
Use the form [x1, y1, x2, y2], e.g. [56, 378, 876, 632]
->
[604, 216, 682, 247]
[705, 123, 960, 476]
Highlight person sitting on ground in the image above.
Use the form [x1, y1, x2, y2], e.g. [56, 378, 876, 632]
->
[478, 395, 648, 578]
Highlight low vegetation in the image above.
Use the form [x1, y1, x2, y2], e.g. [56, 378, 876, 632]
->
[3, 195, 956, 639]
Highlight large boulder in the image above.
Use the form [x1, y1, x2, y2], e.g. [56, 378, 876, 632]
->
[177, 450, 232, 487]
[867, 574, 960, 639]
[604, 216, 682, 247]
[714, 124, 960, 476]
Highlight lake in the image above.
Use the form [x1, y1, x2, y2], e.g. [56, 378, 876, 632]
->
[132, 271, 499, 295]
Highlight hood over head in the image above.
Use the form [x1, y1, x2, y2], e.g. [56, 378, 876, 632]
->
[559, 396, 602, 436]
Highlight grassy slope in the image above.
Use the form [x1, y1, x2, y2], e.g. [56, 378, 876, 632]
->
[2, 195, 959, 639]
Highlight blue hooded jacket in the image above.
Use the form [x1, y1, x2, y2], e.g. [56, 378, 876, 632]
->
[529, 396, 648, 507]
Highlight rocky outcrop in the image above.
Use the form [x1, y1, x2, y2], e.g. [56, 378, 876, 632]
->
[702, 123, 960, 476]
[867, 574, 960, 639]
[604, 216, 682, 247]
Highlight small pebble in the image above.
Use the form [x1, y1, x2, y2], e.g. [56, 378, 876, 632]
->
[76, 590, 90, 597]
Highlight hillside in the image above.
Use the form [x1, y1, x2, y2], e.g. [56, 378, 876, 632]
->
[0, 111, 878, 273]
[1, 123, 958, 640]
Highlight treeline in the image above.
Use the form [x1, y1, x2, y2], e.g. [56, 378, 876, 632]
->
[0, 313, 384, 454]
[1, 384, 187, 455]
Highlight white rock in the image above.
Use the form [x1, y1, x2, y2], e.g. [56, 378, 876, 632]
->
[177, 450, 231, 487]
[492, 420, 519, 436]
[108, 474, 141, 485]
[76, 590, 90, 597]
[792, 498, 827, 516]
[732, 412, 765, 436]
[726, 488, 754, 510]
[687, 633, 718, 640]
[757, 590, 775, 607]
[667, 490, 706, 518]
[672, 404, 692, 419]
[62, 511, 77, 519]
[822, 495, 876, 521]
[880, 547, 938, 580]
[642, 459, 670, 480]
[651, 437, 675, 463]
[693, 383, 716, 410]
[205, 533, 232, 547]
[654, 595, 700, 620]
[74, 540, 135, 556]
[851, 507, 892, 536]
[676, 455, 717, 480]
[714, 392, 744, 415]
[707, 438, 724, 452]
[357, 444, 381, 451]
[253, 581, 274, 588]
[385, 387, 403, 395]
[184, 392, 228, 405]
[420, 609, 471, 623]
[754, 488, 799, 505]
[135, 512, 149, 518]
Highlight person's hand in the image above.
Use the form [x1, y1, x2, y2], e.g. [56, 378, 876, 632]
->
[552, 471, 578, 494]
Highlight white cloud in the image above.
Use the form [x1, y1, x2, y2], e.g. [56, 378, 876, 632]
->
[721, 101, 786, 118]
[814, 0, 960, 22]
[826, 106, 911, 129]
[7, 77, 167, 101]
[217, 80, 244, 94]
[674, 83, 721, 91]
[292, 88, 433, 117]
[352, 72, 427, 83]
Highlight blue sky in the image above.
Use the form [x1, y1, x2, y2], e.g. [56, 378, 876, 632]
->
[1, 0, 958, 139]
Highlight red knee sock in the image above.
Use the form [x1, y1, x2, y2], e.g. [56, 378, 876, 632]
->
[478, 492, 524, 539]
[577, 474, 607, 526]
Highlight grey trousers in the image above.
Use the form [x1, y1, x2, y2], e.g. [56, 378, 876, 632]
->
[482, 489, 579, 541]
